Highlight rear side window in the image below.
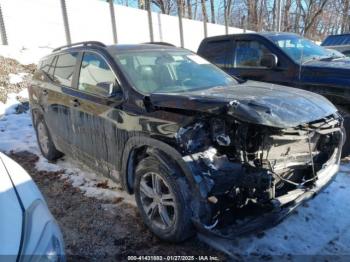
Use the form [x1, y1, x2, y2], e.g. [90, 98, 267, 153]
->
[40, 56, 56, 80]
[54, 52, 78, 87]
[200, 40, 231, 67]
[78, 52, 116, 97]
[322, 35, 350, 46]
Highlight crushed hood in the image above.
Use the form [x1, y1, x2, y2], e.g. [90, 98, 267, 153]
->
[149, 80, 337, 128]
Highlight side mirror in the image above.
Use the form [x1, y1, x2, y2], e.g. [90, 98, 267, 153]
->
[96, 81, 123, 100]
[261, 54, 278, 69]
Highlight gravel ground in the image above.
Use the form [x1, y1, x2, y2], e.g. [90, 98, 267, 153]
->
[8, 151, 227, 262]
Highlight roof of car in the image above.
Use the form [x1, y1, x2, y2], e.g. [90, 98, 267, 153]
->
[106, 44, 183, 52]
[202, 32, 298, 42]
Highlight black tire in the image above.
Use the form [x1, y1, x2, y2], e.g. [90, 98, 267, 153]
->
[134, 156, 195, 242]
[338, 108, 350, 157]
[342, 116, 350, 157]
[34, 116, 63, 161]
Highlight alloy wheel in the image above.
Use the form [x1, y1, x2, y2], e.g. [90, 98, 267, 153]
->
[139, 172, 176, 230]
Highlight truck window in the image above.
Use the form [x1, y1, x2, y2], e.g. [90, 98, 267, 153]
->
[234, 40, 270, 68]
[200, 40, 231, 67]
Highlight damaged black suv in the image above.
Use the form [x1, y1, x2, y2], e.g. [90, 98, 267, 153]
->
[29, 41, 345, 242]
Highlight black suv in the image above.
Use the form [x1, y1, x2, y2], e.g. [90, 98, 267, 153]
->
[30, 41, 344, 242]
[198, 33, 350, 154]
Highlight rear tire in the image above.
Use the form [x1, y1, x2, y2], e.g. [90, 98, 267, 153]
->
[34, 116, 63, 161]
[134, 156, 195, 242]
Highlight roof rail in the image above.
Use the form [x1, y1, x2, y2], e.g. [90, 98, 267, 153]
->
[52, 41, 106, 52]
[143, 42, 176, 47]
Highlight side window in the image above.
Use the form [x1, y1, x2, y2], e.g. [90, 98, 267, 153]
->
[40, 56, 56, 80]
[54, 52, 78, 87]
[201, 40, 231, 67]
[234, 41, 270, 68]
[78, 53, 116, 97]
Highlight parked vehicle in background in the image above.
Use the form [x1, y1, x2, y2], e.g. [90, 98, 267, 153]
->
[29, 41, 344, 242]
[321, 34, 350, 57]
[197, 32, 350, 155]
[0, 152, 65, 261]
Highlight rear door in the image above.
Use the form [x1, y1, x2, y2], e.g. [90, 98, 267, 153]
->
[41, 52, 80, 152]
[197, 38, 232, 73]
[68, 51, 124, 178]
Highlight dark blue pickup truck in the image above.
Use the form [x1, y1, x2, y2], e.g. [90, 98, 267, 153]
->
[198, 32, 350, 155]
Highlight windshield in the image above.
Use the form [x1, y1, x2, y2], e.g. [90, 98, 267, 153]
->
[113, 50, 237, 94]
[268, 34, 338, 64]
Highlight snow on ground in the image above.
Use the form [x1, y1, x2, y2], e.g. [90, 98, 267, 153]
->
[0, 45, 53, 65]
[8, 73, 28, 85]
[1, 89, 350, 258]
[0, 91, 135, 206]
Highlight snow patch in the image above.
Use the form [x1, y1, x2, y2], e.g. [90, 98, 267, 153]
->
[0, 45, 53, 65]
[9, 73, 28, 85]
[0, 90, 135, 206]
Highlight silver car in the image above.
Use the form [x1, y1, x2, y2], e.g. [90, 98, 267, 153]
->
[0, 152, 65, 261]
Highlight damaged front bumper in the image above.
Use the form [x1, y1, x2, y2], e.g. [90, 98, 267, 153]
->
[192, 146, 342, 240]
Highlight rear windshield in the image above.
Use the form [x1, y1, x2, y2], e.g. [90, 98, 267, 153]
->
[322, 35, 350, 46]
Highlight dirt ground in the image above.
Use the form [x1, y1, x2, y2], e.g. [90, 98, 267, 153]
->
[9, 151, 228, 262]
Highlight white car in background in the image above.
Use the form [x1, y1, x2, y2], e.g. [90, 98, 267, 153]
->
[0, 152, 65, 261]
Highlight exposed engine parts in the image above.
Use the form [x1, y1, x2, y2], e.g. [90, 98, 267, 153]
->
[176, 113, 344, 227]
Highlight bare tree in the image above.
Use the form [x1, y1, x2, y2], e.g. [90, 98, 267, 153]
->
[210, 0, 215, 23]
[341, 0, 350, 33]
[187, 0, 193, 18]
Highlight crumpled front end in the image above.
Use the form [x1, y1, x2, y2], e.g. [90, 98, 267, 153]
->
[177, 112, 344, 237]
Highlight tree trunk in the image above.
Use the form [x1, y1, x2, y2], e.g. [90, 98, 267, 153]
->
[342, 0, 350, 33]
[210, 0, 215, 23]
[284, 0, 292, 31]
[187, 0, 192, 19]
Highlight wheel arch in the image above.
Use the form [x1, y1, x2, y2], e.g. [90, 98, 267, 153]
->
[120, 136, 200, 195]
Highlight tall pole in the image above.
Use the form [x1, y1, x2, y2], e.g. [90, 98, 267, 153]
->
[109, 0, 118, 44]
[147, 0, 154, 42]
[177, 0, 184, 47]
[201, 0, 207, 38]
[60, 0, 71, 44]
[0, 3, 8, 45]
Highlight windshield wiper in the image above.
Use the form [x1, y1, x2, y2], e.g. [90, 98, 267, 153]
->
[302, 56, 332, 64]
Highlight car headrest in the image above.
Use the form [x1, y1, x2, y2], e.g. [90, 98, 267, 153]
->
[137, 65, 155, 80]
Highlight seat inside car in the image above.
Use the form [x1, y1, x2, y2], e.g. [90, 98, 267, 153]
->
[136, 65, 159, 93]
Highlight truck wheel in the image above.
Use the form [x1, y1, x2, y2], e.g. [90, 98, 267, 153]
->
[34, 117, 63, 161]
[134, 156, 195, 242]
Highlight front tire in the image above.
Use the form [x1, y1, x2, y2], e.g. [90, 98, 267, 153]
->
[339, 109, 350, 157]
[34, 116, 63, 161]
[134, 156, 195, 242]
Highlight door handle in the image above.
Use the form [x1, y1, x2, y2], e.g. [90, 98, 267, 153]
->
[70, 99, 80, 107]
